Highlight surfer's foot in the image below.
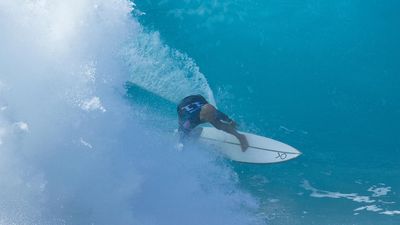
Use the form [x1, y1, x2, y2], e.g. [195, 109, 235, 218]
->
[238, 134, 249, 152]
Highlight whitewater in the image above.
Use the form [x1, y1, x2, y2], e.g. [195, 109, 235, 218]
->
[0, 0, 260, 224]
[2, 0, 400, 224]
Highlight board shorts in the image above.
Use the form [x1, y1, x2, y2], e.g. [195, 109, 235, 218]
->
[177, 95, 208, 138]
[177, 95, 233, 142]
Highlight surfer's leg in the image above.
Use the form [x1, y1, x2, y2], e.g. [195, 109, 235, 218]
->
[209, 119, 249, 151]
[200, 104, 248, 151]
[239, 134, 249, 151]
[229, 130, 249, 152]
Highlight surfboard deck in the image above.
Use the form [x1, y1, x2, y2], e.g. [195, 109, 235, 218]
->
[198, 127, 301, 164]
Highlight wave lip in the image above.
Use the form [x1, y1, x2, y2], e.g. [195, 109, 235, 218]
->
[123, 30, 216, 105]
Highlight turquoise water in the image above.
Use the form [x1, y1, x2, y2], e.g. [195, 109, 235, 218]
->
[135, 0, 400, 224]
[0, 0, 399, 224]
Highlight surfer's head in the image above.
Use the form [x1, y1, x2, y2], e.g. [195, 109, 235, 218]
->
[200, 104, 217, 122]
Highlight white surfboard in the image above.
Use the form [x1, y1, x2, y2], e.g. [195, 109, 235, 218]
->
[198, 127, 301, 164]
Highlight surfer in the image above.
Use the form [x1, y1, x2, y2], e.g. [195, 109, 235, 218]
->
[177, 95, 249, 151]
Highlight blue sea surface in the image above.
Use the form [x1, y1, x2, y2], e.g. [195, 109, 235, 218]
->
[134, 0, 400, 224]
[0, 0, 399, 224]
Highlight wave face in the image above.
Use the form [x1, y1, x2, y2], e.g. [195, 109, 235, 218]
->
[0, 0, 259, 224]
[135, 0, 400, 224]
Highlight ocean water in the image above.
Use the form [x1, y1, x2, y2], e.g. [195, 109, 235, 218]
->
[0, 0, 399, 225]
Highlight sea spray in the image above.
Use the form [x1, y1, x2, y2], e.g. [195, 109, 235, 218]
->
[0, 0, 260, 224]
[123, 30, 216, 105]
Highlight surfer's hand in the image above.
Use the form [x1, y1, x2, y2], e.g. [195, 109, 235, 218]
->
[175, 143, 184, 152]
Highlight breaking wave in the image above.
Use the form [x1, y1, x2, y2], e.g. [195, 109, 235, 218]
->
[0, 0, 259, 224]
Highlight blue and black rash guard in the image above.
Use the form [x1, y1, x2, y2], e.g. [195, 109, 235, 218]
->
[177, 95, 233, 141]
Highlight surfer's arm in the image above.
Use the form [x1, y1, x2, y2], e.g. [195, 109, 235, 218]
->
[178, 120, 191, 143]
[178, 127, 188, 142]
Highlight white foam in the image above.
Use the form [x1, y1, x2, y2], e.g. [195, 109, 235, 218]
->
[368, 186, 391, 197]
[380, 210, 400, 215]
[302, 180, 399, 216]
[354, 205, 382, 212]
[301, 180, 374, 203]
[0, 1, 259, 224]
[0, 127, 5, 145]
[279, 125, 294, 133]
[80, 96, 106, 112]
[80, 138, 93, 149]
[14, 121, 29, 132]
